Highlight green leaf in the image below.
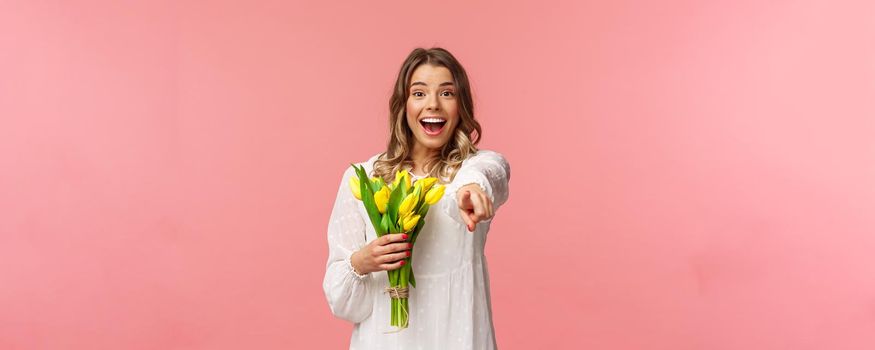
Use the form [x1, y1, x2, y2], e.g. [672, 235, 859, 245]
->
[380, 213, 390, 234]
[417, 202, 430, 216]
[351, 164, 383, 235]
[409, 269, 416, 288]
[368, 177, 383, 194]
[404, 205, 430, 288]
[409, 206, 428, 243]
[401, 178, 409, 198]
[411, 186, 424, 214]
[386, 182, 405, 231]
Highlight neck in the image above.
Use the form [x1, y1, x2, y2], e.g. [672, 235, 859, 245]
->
[410, 144, 439, 174]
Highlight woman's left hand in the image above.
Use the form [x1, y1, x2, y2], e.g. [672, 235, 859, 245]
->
[457, 184, 494, 232]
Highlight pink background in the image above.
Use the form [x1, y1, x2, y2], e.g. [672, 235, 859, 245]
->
[2, 0, 874, 349]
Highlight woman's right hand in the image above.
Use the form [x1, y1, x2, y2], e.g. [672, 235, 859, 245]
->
[350, 233, 412, 275]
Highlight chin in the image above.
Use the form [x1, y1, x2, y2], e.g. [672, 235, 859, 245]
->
[422, 141, 446, 149]
[416, 138, 447, 150]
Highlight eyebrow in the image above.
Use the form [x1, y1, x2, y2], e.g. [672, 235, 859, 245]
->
[410, 81, 455, 88]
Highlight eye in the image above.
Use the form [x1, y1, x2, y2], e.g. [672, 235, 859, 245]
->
[411, 91, 425, 97]
[441, 90, 455, 97]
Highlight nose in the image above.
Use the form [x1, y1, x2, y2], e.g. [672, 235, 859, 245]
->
[426, 93, 440, 111]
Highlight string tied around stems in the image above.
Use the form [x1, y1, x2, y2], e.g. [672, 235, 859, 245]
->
[382, 286, 409, 333]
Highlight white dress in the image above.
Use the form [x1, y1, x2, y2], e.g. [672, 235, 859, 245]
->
[323, 150, 511, 350]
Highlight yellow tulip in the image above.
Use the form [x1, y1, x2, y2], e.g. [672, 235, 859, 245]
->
[374, 186, 390, 214]
[399, 213, 421, 232]
[424, 184, 445, 205]
[415, 177, 438, 193]
[392, 169, 411, 190]
[349, 176, 362, 201]
[391, 170, 404, 188]
[411, 181, 423, 202]
[398, 192, 417, 218]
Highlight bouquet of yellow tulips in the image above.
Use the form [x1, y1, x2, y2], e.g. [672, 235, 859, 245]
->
[349, 164, 446, 331]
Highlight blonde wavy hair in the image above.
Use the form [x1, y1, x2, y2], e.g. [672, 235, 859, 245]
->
[372, 47, 482, 185]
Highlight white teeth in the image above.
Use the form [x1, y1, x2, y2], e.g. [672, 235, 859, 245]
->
[421, 118, 446, 123]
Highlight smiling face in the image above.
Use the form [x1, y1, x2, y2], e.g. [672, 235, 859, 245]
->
[405, 64, 459, 154]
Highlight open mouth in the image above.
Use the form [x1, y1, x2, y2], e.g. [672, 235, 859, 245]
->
[419, 117, 447, 136]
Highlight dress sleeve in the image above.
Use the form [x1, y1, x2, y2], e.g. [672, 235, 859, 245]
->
[322, 166, 374, 323]
[441, 150, 512, 226]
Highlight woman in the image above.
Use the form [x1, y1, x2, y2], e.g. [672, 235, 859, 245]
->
[323, 47, 511, 349]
